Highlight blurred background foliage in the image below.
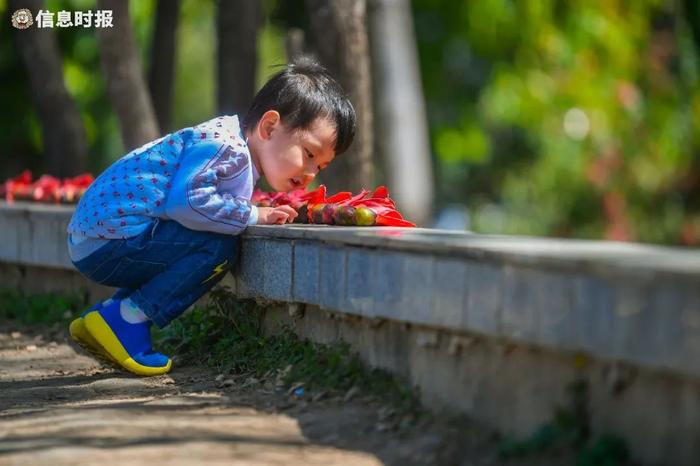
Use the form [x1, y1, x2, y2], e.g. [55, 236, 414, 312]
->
[0, 0, 286, 174]
[413, 0, 700, 244]
[0, 0, 698, 245]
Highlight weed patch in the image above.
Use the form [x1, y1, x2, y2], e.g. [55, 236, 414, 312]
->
[0, 289, 88, 326]
[153, 286, 419, 411]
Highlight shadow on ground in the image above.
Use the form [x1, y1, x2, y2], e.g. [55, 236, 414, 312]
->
[0, 322, 567, 466]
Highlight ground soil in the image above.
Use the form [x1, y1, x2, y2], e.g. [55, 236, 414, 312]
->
[0, 322, 570, 466]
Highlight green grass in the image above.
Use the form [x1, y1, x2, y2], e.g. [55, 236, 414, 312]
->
[0, 289, 89, 326]
[154, 286, 419, 410]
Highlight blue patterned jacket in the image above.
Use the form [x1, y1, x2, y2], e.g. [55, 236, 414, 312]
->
[68, 115, 259, 240]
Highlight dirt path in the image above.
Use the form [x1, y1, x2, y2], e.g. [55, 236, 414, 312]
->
[0, 323, 504, 466]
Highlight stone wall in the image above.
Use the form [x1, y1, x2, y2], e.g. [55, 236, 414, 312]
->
[2, 200, 699, 465]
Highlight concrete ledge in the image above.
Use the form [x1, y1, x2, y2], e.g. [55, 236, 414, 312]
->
[245, 223, 700, 277]
[235, 229, 700, 383]
[0, 201, 75, 269]
[3, 200, 700, 465]
[2, 200, 699, 377]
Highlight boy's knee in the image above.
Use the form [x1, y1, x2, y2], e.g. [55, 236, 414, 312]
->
[211, 236, 241, 263]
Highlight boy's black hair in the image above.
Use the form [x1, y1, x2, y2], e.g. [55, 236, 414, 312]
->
[242, 56, 356, 155]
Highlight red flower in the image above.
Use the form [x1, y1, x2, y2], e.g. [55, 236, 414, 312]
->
[252, 184, 415, 227]
[1, 170, 33, 203]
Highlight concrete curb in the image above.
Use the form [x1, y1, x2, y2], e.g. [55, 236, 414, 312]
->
[3, 200, 700, 465]
[2, 200, 699, 379]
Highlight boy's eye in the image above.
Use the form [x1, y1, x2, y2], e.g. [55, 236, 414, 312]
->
[305, 148, 314, 159]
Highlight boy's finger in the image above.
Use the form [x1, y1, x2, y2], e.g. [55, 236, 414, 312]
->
[274, 212, 290, 224]
[277, 205, 298, 217]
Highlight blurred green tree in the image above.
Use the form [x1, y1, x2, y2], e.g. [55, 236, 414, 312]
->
[148, 0, 179, 132]
[0, 0, 278, 177]
[97, 0, 159, 150]
[413, 0, 700, 245]
[7, 0, 88, 177]
[305, 0, 374, 193]
[216, 0, 261, 117]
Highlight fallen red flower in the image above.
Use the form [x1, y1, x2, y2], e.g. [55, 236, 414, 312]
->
[1, 170, 33, 203]
[252, 188, 309, 210]
[252, 184, 415, 227]
[1, 171, 94, 204]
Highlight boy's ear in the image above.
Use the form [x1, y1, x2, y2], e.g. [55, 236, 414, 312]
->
[258, 110, 281, 141]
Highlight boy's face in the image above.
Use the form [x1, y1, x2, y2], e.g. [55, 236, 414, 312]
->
[254, 112, 336, 192]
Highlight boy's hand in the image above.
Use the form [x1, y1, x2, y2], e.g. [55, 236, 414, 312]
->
[256, 206, 299, 225]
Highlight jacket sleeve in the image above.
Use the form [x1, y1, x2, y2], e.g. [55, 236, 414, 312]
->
[164, 140, 258, 235]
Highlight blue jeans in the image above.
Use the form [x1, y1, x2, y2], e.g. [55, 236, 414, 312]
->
[71, 219, 241, 328]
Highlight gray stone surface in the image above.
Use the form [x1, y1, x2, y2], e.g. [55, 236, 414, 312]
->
[612, 280, 656, 365]
[245, 224, 700, 276]
[431, 258, 466, 328]
[371, 251, 405, 320]
[400, 254, 435, 325]
[644, 282, 688, 371]
[464, 262, 503, 335]
[237, 238, 292, 301]
[319, 245, 346, 311]
[0, 208, 24, 263]
[677, 288, 700, 374]
[0, 202, 73, 269]
[345, 248, 375, 317]
[292, 242, 320, 304]
[0, 262, 113, 302]
[531, 271, 577, 350]
[4, 200, 700, 381]
[575, 277, 617, 358]
[501, 266, 541, 342]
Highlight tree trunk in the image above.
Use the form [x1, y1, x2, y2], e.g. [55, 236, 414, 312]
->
[96, 0, 159, 151]
[367, 0, 434, 226]
[148, 0, 180, 133]
[305, 0, 373, 193]
[217, 0, 261, 117]
[9, 0, 88, 177]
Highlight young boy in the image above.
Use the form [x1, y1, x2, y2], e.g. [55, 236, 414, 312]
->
[67, 57, 356, 376]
